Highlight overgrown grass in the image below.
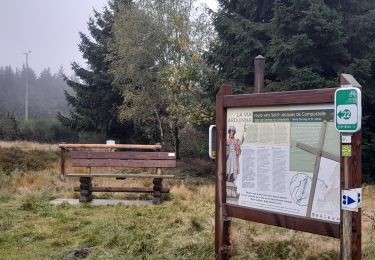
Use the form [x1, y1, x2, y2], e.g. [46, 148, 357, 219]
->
[0, 141, 374, 259]
[0, 147, 59, 175]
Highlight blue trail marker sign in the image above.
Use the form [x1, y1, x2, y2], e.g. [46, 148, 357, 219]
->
[335, 87, 362, 133]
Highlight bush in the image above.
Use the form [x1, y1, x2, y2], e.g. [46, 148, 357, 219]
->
[179, 126, 209, 159]
[78, 131, 106, 144]
[0, 147, 59, 175]
[0, 113, 19, 140]
[177, 159, 215, 177]
[18, 119, 78, 143]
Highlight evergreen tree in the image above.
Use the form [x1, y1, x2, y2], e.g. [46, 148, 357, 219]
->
[58, 2, 125, 139]
[208, 0, 375, 180]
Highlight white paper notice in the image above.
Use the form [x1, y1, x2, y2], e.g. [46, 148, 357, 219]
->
[311, 157, 340, 222]
[239, 144, 307, 216]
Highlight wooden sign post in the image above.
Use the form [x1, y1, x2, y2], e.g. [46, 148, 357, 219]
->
[214, 72, 362, 259]
[339, 74, 362, 260]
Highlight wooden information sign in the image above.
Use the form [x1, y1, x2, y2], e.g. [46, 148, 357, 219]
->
[214, 74, 362, 259]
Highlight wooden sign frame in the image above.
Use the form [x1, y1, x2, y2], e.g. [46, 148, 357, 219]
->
[215, 75, 362, 259]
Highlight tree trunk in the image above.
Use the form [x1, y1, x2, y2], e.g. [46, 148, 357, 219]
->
[174, 123, 180, 160]
[153, 106, 166, 148]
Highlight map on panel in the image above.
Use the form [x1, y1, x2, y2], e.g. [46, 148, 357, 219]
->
[225, 104, 340, 223]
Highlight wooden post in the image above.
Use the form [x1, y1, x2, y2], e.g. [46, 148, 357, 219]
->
[60, 148, 67, 181]
[153, 168, 163, 205]
[79, 177, 93, 203]
[340, 74, 362, 260]
[254, 55, 265, 93]
[153, 178, 162, 205]
[215, 85, 232, 260]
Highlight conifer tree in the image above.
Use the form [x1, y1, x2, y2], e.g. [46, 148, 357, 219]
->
[209, 0, 375, 180]
[58, 2, 125, 138]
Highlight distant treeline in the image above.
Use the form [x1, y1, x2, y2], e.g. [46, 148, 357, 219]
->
[0, 66, 70, 119]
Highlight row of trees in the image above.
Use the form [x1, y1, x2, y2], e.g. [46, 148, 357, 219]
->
[59, 0, 375, 179]
[208, 0, 375, 180]
[58, 0, 216, 158]
[0, 66, 70, 119]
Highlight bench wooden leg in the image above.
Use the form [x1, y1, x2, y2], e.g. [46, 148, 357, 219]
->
[79, 177, 93, 203]
[152, 178, 163, 205]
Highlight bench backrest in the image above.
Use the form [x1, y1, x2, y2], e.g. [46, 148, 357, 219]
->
[71, 151, 176, 168]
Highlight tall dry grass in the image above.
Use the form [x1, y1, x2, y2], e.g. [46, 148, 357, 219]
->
[0, 141, 374, 259]
[0, 141, 59, 151]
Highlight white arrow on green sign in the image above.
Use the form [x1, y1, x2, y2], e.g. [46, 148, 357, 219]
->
[334, 86, 361, 133]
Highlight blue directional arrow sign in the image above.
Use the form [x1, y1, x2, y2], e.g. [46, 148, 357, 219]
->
[342, 195, 355, 205]
[341, 189, 359, 212]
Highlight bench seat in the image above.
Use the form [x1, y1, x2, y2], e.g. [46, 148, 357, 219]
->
[73, 186, 170, 193]
[65, 173, 175, 178]
[59, 143, 176, 204]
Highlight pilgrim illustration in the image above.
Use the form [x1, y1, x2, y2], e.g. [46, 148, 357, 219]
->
[226, 124, 246, 198]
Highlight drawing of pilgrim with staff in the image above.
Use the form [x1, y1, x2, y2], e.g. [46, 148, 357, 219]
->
[226, 123, 246, 185]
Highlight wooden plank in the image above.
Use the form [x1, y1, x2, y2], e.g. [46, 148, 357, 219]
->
[58, 143, 161, 150]
[71, 151, 176, 160]
[72, 159, 176, 168]
[340, 73, 362, 260]
[65, 173, 175, 178]
[215, 85, 233, 259]
[223, 204, 340, 238]
[73, 186, 170, 193]
[223, 88, 337, 108]
[306, 122, 327, 218]
[296, 142, 340, 163]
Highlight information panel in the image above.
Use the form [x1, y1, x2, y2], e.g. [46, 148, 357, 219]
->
[226, 104, 340, 223]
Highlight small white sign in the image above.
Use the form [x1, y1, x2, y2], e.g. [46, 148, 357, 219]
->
[341, 189, 359, 212]
[356, 188, 362, 208]
[341, 135, 352, 144]
[168, 153, 176, 157]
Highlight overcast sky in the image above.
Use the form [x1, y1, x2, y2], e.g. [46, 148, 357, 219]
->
[0, 0, 218, 76]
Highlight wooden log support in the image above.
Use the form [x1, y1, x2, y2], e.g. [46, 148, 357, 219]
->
[79, 177, 93, 203]
[152, 178, 163, 205]
[60, 148, 67, 181]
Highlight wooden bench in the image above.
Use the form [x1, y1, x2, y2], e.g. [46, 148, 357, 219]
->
[59, 144, 176, 204]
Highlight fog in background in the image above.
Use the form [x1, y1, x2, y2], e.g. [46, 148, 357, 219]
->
[0, 0, 218, 76]
[0, 0, 108, 75]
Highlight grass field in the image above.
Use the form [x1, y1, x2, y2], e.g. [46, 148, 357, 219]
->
[0, 141, 374, 259]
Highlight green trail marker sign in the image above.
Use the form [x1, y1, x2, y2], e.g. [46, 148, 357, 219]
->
[335, 86, 362, 133]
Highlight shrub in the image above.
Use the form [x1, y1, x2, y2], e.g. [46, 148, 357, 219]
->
[177, 159, 215, 177]
[0, 113, 19, 140]
[179, 125, 209, 159]
[18, 119, 78, 143]
[0, 147, 59, 175]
